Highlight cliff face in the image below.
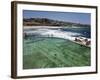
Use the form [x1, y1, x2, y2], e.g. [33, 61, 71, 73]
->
[23, 18, 90, 27]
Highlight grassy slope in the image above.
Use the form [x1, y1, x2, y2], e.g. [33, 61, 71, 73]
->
[23, 37, 90, 69]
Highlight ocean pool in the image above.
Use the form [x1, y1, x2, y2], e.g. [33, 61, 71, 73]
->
[23, 37, 90, 69]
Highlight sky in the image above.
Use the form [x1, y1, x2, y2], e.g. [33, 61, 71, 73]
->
[23, 10, 91, 25]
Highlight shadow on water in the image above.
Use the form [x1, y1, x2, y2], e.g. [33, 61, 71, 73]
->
[24, 36, 67, 44]
[25, 37, 45, 44]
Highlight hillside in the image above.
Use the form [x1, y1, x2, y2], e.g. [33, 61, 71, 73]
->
[23, 18, 90, 27]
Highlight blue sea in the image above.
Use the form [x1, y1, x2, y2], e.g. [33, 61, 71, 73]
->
[24, 26, 91, 40]
[59, 27, 91, 38]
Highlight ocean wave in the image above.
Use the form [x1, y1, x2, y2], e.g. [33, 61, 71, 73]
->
[40, 29, 81, 40]
[24, 28, 83, 41]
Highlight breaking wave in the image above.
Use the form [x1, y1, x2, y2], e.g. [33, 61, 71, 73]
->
[24, 28, 84, 41]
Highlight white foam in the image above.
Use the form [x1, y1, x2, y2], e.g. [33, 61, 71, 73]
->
[24, 28, 82, 41]
[40, 29, 80, 41]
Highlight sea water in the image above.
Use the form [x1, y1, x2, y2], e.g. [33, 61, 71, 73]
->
[23, 26, 91, 41]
